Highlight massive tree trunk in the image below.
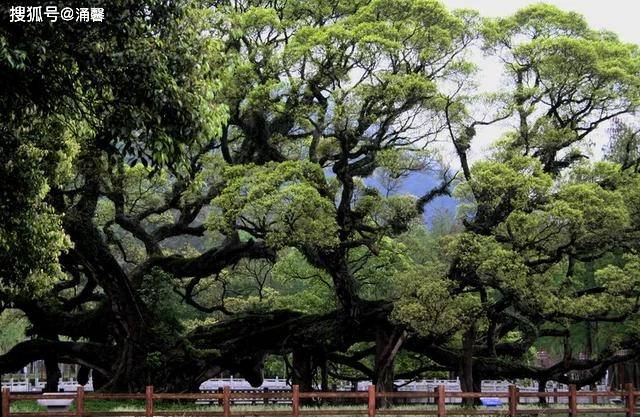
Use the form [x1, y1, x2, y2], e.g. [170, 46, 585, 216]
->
[44, 356, 61, 392]
[292, 349, 315, 405]
[538, 378, 548, 405]
[292, 349, 314, 392]
[374, 328, 404, 407]
[320, 357, 329, 391]
[77, 366, 90, 386]
[51, 172, 167, 391]
[62, 215, 157, 391]
[459, 325, 477, 407]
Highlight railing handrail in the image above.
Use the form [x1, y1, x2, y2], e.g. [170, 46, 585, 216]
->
[2, 384, 638, 417]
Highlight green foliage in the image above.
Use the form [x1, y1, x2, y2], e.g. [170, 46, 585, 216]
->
[271, 250, 337, 314]
[0, 0, 227, 302]
[207, 161, 339, 249]
[605, 120, 640, 172]
[482, 3, 640, 167]
[455, 157, 552, 226]
[138, 268, 194, 345]
[0, 135, 71, 298]
[0, 310, 28, 354]
[1, 0, 227, 168]
[392, 264, 480, 337]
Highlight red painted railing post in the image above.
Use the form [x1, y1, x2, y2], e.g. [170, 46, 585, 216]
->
[223, 386, 231, 417]
[508, 385, 517, 417]
[145, 386, 153, 417]
[626, 383, 635, 417]
[2, 387, 9, 417]
[436, 384, 445, 417]
[76, 386, 84, 417]
[292, 385, 300, 417]
[368, 385, 376, 417]
[569, 384, 577, 417]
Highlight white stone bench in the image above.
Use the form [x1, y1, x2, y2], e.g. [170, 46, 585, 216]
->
[37, 393, 75, 411]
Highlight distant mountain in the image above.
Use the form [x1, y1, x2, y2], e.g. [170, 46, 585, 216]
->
[365, 171, 458, 226]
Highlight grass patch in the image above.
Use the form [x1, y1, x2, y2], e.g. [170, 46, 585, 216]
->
[7, 400, 628, 417]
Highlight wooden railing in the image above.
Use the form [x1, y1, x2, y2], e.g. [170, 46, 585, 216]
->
[2, 384, 638, 417]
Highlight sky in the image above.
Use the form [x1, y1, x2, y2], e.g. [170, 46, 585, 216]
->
[442, 0, 640, 46]
[400, 0, 640, 224]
